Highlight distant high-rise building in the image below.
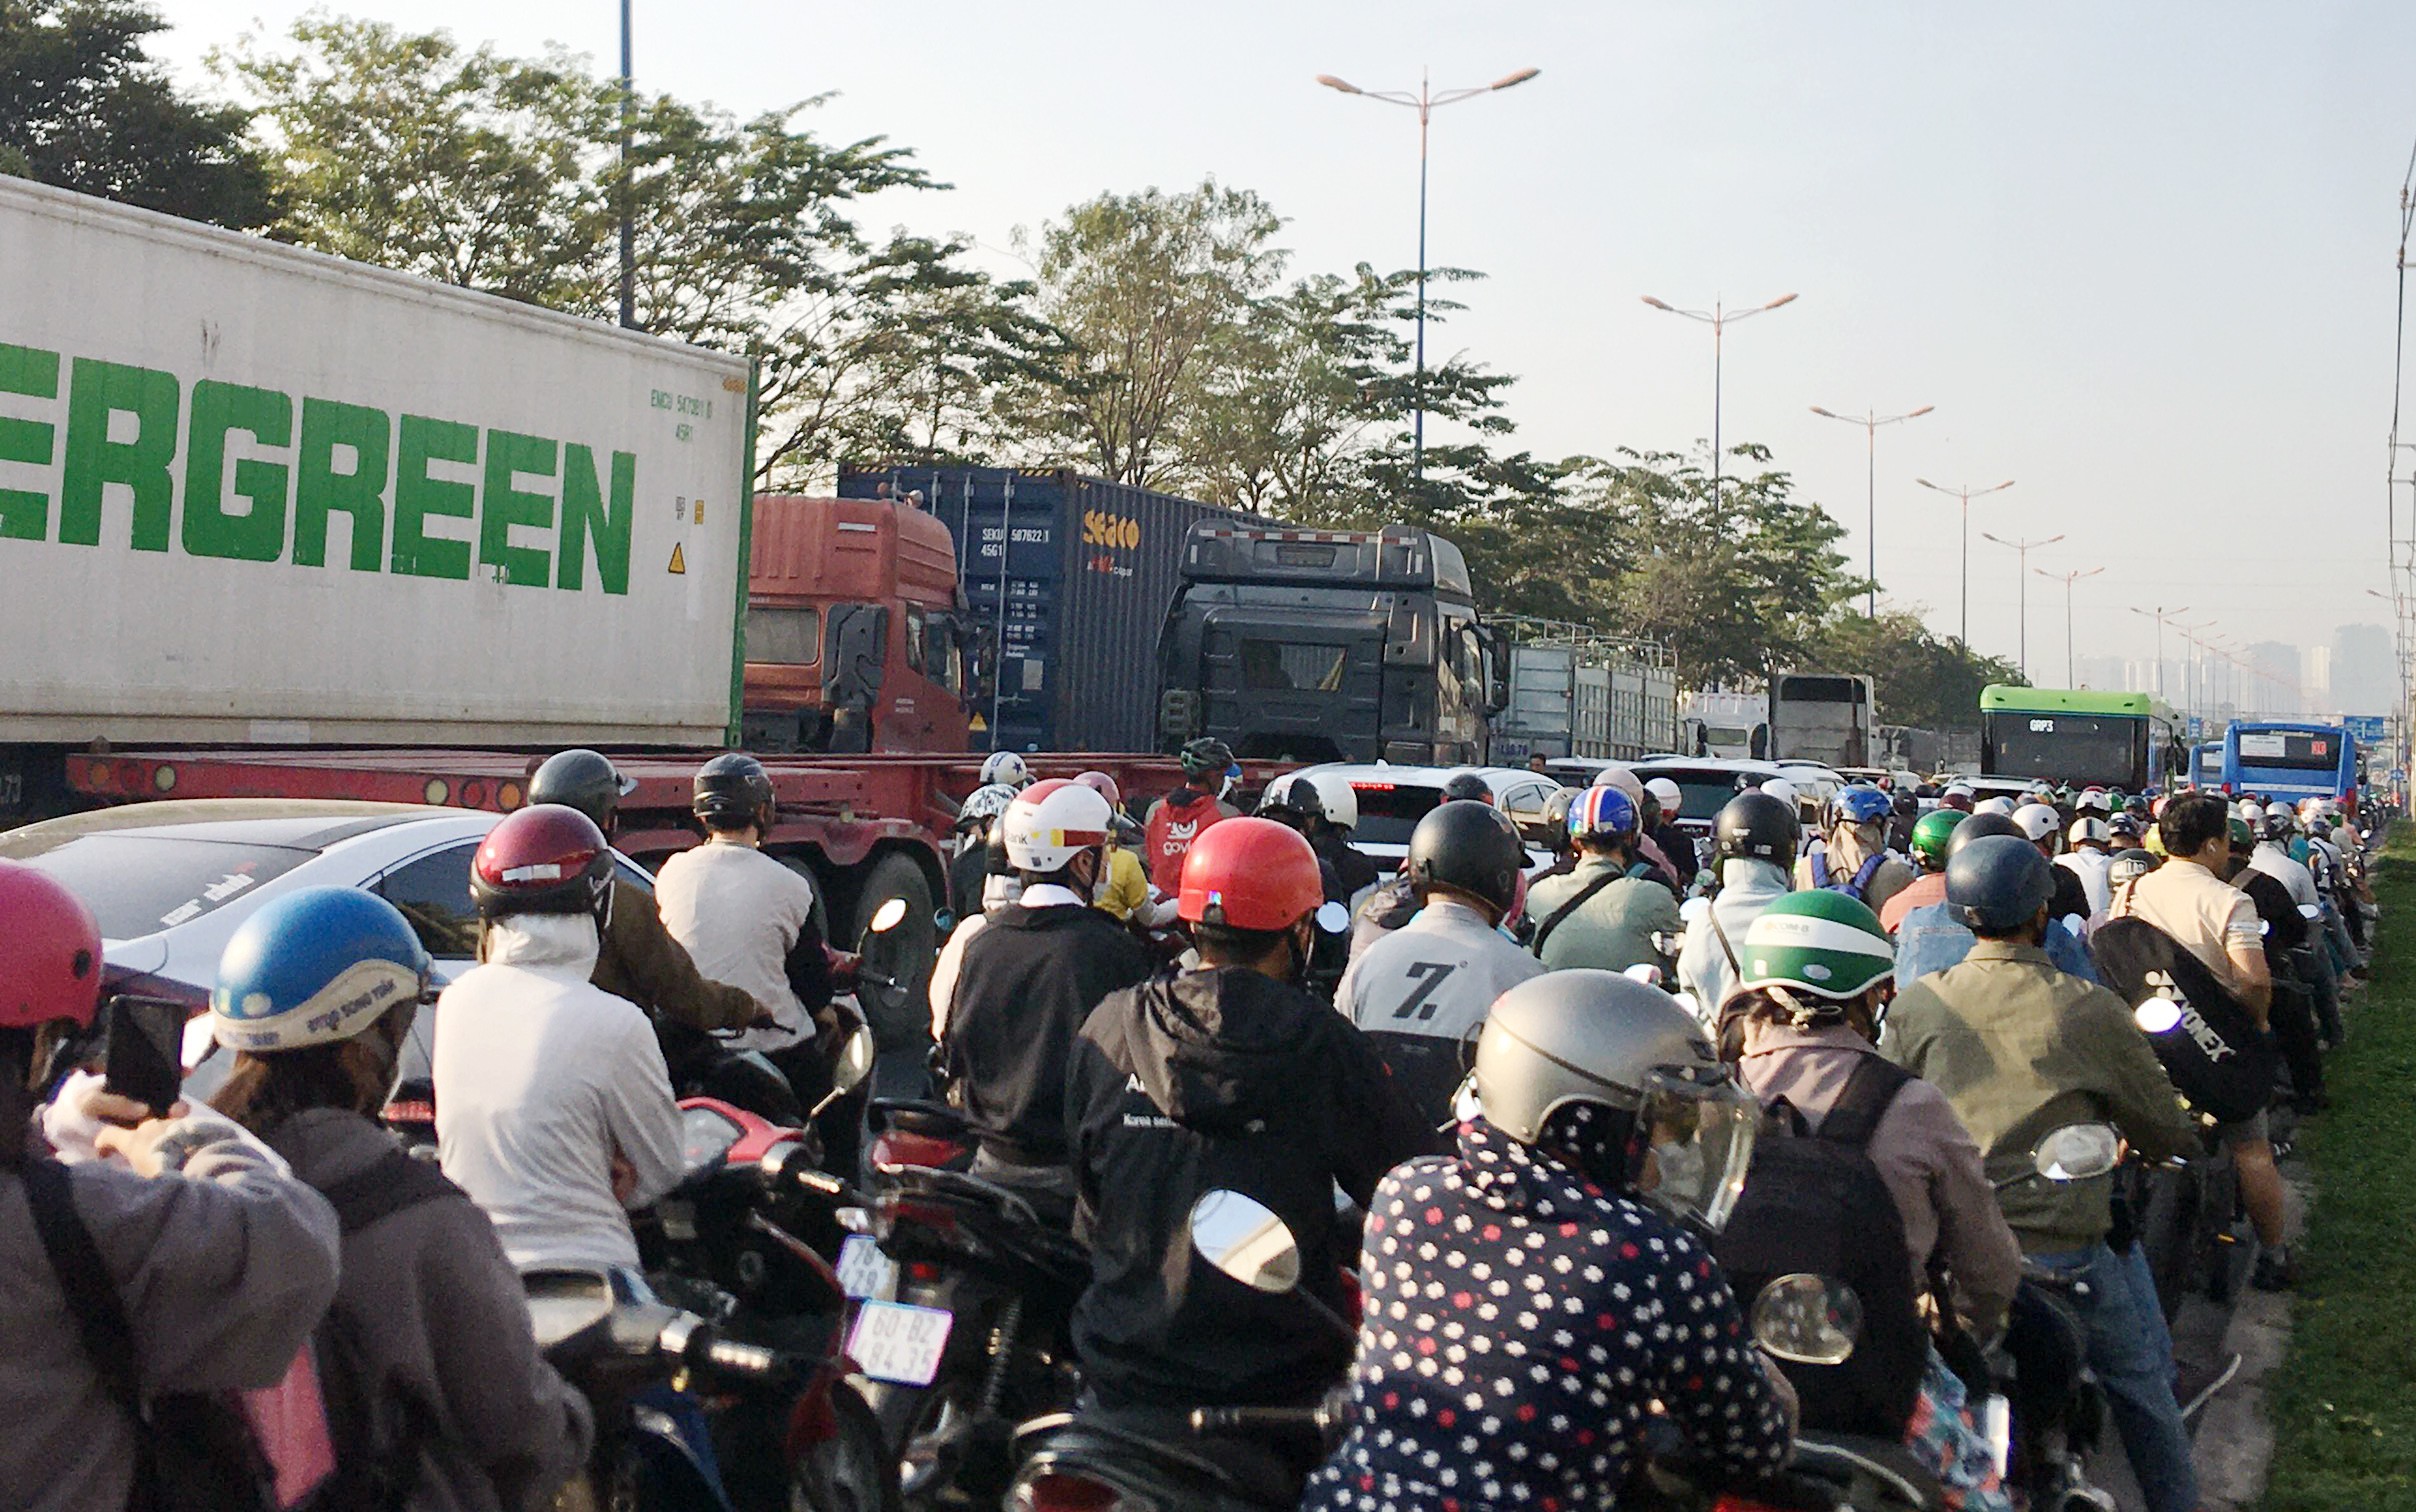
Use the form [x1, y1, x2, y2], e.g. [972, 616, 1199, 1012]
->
[2306, 645, 2334, 712]
[2331, 624, 2397, 717]
[2244, 641, 2299, 714]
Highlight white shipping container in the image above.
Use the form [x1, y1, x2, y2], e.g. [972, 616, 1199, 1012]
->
[0, 178, 752, 746]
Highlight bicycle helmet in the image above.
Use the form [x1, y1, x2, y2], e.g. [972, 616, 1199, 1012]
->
[693, 752, 776, 831]
[1000, 778, 1113, 874]
[210, 888, 430, 1054]
[979, 750, 1032, 790]
[471, 805, 615, 922]
[1568, 786, 1640, 842]
[1474, 970, 1756, 1233]
[1908, 809, 1965, 871]
[1406, 799, 1526, 918]
[1178, 816, 1325, 932]
[0, 860, 104, 1032]
[1712, 790, 1801, 866]
[528, 748, 638, 830]
[1178, 738, 1235, 781]
[1945, 834, 2056, 932]
[1730, 891, 1895, 1008]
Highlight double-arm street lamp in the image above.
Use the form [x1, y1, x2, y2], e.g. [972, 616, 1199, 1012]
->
[1811, 403, 1935, 616]
[1979, 532, 2063, 681]
[2035, 566, 2102, 687]
[1914, 478, 2016, 647]
[1642, 293, 1799, 503]
[1316, 67, 1541, 486]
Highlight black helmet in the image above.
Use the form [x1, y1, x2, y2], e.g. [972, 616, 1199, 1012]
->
[1538, 788, 1576, 851]
[1711, 791, 1800, 865]
[1440, 771, 1496, 804]
[1943, 808, 2023, 859]
[1945, 833, 2055, 931]
[693, 752, 775, 830]
[1406, 799, 1526, 918]
[1179, 737, 1235, 779]
[529, 748, 636, 830]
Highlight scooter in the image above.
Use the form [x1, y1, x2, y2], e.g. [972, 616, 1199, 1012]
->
[635, 1022, 900, 1512]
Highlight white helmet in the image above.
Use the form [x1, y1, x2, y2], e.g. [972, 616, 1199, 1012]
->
[2013, 802, 2062, 844]
[1974, 796, 2017, 818]
[957, 782, 1018, 833]
[2237, 800, 2265, 828]
[2074, 788, 2113, 816]
[1590, 762, 1643, 804]
[2068, 816, 2112, 849]
[1000, 778, 1113, 873]
[1759, 777, 1800, 808]
[1300, 770, 1359, 832]
[1645, 777, 1684, 817]
[979, 750, 1032, 790]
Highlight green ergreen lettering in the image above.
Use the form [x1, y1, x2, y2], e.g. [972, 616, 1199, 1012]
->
[60, 358, 178, 551]
[182, 381, 292, 562]
[478, 429, 555, 588]
[294, 399, 389, 571]
[391, 414, 476, 580]
[558, 444, 633, 595]
[0, 344, 60, 541]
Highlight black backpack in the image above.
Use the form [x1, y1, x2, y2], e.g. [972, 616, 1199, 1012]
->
[2088, 914, 2278, 1124]
[1712, 1056, 1926, 1439]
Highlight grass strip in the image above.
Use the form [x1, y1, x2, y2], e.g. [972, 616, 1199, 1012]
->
[2264, 831, 2416, 1510]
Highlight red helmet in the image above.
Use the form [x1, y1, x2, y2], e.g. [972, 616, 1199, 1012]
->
[471, 805, 614, 921]
[0, 860, 104, 1031]
[1072, 770, 1122, 809]
[1179, 817, 1324, 931]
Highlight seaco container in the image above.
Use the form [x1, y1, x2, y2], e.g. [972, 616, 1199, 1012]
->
[836, 464, 1259, 752]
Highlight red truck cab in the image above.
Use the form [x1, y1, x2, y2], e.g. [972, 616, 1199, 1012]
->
[742, 496, 974, 754]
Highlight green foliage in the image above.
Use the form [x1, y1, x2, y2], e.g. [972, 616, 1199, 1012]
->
[1806, 610, 2026, 732]
[0, 0, 276, 227]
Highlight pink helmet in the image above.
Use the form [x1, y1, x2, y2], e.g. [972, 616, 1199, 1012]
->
[0, 861, 104, 1031]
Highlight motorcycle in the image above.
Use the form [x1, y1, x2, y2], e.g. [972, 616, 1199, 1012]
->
[627, 1021, 899, 1511]
[837, 1108, 1090, 1509]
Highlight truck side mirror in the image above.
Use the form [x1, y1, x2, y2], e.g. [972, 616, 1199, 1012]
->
[1477, 627, 1509, 716]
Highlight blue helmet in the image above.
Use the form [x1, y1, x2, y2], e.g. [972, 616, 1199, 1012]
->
[1830, 785, 1893, 828]
[211, 888, 430, 1054]
[1568, 785, 1640, 841]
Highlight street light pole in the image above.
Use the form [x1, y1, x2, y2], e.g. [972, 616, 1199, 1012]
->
[1914, 478, 2016, 647]
[2035, 566, 2102, 686]
[1811, 403, 1934, 617]
[1317, 66, 1540, 488]
[2129, 605, 2188, 704]
[618, 0, 636, 330]
[1979, 531, 2064, 680]
[1642, 293, 1799, 502]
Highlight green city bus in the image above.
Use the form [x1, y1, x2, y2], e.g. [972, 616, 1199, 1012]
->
[1978, 685, 2187, 792]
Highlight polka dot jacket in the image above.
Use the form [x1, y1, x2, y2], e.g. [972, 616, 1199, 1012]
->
[1301, 1115, 1791, 1511]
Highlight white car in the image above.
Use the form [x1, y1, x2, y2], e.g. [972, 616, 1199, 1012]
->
[0, 799, 659, 1095]
[1283, 763, 1560, 874]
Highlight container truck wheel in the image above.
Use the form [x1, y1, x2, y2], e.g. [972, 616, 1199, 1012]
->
[853, 854, 937, 1054]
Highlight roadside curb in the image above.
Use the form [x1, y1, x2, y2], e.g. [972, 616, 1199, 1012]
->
[2194, 1162, 2310, 1509]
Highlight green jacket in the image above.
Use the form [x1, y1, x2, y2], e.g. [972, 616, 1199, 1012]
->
[1882, 939, 2196, 1254]
[1526, 856, 1683, 975]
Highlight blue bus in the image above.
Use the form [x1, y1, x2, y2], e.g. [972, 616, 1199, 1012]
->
[2220, 721, 2358, 814]
[2190, 742, 2223, 788]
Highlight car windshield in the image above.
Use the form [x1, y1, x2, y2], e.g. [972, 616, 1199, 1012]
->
[15, 834, 315, 940]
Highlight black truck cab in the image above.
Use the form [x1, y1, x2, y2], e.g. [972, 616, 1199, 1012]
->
[1155, 523, 1501, 765]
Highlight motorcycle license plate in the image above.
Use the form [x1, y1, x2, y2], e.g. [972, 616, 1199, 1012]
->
[836, 1234, 898, 1301]
[848, 1301, 954, 1386]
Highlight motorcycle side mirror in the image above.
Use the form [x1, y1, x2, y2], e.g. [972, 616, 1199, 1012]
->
[868, 896, 910, 935]
[2033, 1123, 2123, 1182]
[1315, 900, 1351, 935]
[1750, 1274, 1863, 1366]
[2135, 997, 2184, 1035]
[1188, 1189, 1302, 1294]
[829, 1024, 877, 1100]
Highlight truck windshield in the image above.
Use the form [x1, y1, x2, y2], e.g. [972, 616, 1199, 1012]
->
[1241, 641, 1347, 693]
[1350, 783, 1446, 846]
[14, 835, 313, 941]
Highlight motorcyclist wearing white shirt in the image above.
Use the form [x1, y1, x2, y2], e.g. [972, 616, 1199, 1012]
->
[435, 805, 685, 1272]
[2059, 815, 2117, 919]
[652, 753, 841, 1101]
[1674, 791, 1800, 1026]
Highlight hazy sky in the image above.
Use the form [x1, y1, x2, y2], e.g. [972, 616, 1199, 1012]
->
[149, 1, 2416, 684]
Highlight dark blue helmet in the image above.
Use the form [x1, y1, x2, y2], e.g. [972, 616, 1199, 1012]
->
[1830, 785, 1893, 827]
[1945, 834, 2056, 932]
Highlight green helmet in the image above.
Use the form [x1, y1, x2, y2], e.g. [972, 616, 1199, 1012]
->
[1730, 891, 1895, 1007]
[1909, 808, 1966, 870]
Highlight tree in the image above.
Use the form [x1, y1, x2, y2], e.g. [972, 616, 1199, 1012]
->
[1016, 180, 1284, 486]
[1806, 609, 2025, 732]
[0, 0, 276, 227]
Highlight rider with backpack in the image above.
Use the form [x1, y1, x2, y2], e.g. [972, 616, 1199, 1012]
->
[2, 862, 343, 1512]
[208, 887, 593, 1510]
[1524, 786, 1682, 974]
[1714, 892, 2021, 1511]
[1794, 785, 1914, 916]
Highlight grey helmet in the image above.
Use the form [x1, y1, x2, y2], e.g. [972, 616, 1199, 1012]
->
[693, 752, 775, 830]
[528, 748, 638, 831]
[1474, 970, 1757, 1234]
